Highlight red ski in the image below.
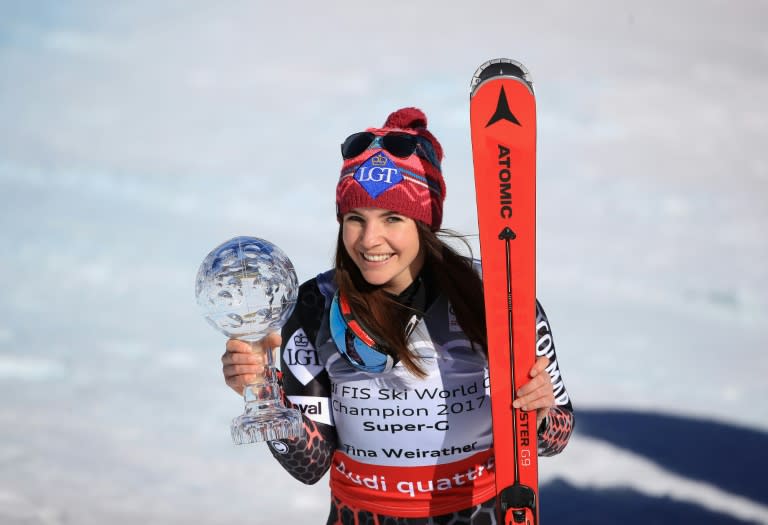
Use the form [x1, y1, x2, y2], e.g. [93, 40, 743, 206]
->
[470, 59, 538, 524]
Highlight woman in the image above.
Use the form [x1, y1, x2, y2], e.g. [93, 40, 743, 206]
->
[222, 108, 574, 524]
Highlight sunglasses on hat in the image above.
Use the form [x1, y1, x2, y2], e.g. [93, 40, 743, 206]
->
[340, 132, 439, 167]
[329, 290, 420, 373]
[340, 131, 419, 159]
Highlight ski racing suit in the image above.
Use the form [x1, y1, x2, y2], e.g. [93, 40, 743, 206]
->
[267, 269, 574, 524]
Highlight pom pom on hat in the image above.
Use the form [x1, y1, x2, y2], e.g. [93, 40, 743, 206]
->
[383, 107, 426, 128]
[336, 107, 446, 230]
[380, 107, 444, 165]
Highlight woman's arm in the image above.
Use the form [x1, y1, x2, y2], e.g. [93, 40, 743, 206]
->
[222, 279, 338, 483]
[534, 299, 574, 457]
[266, 279, 338, 483]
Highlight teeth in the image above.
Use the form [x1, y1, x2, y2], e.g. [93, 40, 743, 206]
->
[362, 253, 392, 262]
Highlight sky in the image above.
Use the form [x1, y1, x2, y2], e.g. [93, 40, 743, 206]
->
[0, 1, 766, 524]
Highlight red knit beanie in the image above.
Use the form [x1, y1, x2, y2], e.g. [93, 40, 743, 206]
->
[336, 107, 446, 230]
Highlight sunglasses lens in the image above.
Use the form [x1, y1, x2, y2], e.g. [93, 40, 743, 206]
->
[341, 132, 375, 159]
[329, 292, 393, 373]
[382, 133, 417, 158]
[340, 132, 419, 160]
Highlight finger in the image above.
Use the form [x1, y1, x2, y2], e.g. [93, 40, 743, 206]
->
[529, 356, 550, 378]
[221, 350, 260, 367]
[222, 351, 267, 366]
[513, 392, 553, 412]
[225, 372, 259, 385]
[225, 333, 282, 354]
[513, 387, 555, 411]
[225, 338, 255, 354]
[516, 371, 552, 397]
[223, 363, 265, 378]
[221, 364, 266, 379]
[514, 377, 555, 407]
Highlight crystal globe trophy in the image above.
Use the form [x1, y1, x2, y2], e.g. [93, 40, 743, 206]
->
[195, 236, 303, 444]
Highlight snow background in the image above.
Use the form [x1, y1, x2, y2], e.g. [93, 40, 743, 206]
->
[0, 1, 766, 523]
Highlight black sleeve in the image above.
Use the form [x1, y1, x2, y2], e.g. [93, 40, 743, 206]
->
[535, 300, 575, 457]
[265, 278, 338, 484]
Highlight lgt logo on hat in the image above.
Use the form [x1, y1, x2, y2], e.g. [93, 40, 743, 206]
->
[354, 152, 403, 198]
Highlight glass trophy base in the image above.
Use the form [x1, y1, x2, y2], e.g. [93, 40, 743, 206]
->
[231, 406, 303, 444]
[230, 378, 303, 445]
[229, 374, 303, 444]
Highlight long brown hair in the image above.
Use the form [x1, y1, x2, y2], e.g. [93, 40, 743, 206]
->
[334, 221, 487, 377]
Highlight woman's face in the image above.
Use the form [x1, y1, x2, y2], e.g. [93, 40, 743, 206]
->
[342, 207, 424, 295]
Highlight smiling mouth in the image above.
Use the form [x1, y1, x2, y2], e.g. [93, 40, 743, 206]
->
[361, 252, 393, 262]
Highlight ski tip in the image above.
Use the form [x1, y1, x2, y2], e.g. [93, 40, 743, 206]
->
[470, 58, 533, 97]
